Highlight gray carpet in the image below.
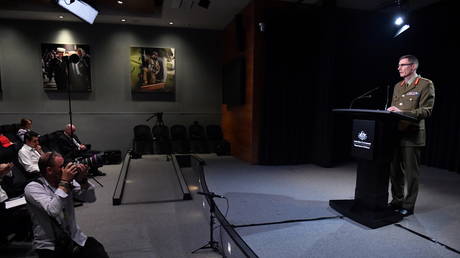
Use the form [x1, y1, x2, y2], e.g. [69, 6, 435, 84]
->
[122, 155, 184, 204]
[76, 163, 222, 258]
[3, 158, 222, 258]
[3, 154, 459, 258]
[200, 155, 460, 258]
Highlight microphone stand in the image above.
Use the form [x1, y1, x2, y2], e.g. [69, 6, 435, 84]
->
[192, 195, 220, 254]
[384, 85, 390, 110]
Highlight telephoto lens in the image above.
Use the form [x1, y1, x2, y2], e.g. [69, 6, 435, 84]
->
[74, 153, 106, 168]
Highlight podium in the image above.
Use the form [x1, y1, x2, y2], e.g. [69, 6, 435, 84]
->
[330, 109, 417, 229]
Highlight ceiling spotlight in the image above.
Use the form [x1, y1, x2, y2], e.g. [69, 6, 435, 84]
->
[169, 21, 174, 25]
[121, 18, 127, 22]
[394, 16, 403, 26]
[58, 15, 64, 19]
[198, 0, 210, 9]
[117, 1, 123, 4]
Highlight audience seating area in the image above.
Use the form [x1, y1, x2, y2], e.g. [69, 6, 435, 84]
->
[1, 121, 106, 245]
[0, 123, 75, 200]
[132, 122, 230, 156]
[0, 123, 31, 245]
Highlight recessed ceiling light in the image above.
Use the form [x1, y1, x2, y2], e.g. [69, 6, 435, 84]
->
[121, 18, 127, 22]
[117, 1, 123, 4]
[58, 15, 64, 19]
[169, 21, 174, 25]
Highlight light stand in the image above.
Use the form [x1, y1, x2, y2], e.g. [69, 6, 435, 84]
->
[192, 195, 220, 254]
[65, 53, 103, 188]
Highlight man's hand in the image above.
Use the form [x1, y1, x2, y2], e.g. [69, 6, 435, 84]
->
[387, 106, 402, 112]
[74, 164, 89, 185]
[0, 163, 14, 176]
[79, 144, 87, 151]
[61, 162, 78, 182]
[35, 144, 44, 155]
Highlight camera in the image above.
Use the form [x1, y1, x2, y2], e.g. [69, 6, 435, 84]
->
[74, 152, 106, 168]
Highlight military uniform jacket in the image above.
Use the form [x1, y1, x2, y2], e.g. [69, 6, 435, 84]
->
[391, 76, 435, 146]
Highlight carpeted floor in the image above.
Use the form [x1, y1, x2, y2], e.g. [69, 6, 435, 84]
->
[2, 157, 222, 258]
[201, 155, 460, 258]
[3, 154, 459, 258]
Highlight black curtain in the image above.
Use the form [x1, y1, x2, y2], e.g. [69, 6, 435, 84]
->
[258, 0, 460, 173]
[259, 7, 320, 165]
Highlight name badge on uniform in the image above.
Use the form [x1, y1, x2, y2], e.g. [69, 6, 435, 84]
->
[406, 91, 420, 96]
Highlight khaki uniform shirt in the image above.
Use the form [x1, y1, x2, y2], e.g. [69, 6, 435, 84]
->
[391, 75, 435, 146]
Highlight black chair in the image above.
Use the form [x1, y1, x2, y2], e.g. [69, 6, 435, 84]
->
[133, 124, 153, 154]
[0, 124, 22, 145]
[39, 132, 61, 153]
[152, 125, 171, 154]
[189, 121, 208, 153]
[0, 165, 29, 198]
[206, 124, 230, 155]
[170, 125, 189, 154]
[0, 125, 21, 164]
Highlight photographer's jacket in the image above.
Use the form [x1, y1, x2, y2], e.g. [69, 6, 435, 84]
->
[24, 177, 96, 251]
[391, 75, 435, 146]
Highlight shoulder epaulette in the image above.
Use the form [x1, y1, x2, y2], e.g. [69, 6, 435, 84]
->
[419, 77, 432, 83]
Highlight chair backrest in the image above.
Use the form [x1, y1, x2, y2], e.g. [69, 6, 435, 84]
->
[170, 125, 187, 141]
[39, 133, 51, 149]
[0, 124, 22, 144]
[206, 125, 223, 140]
[152, 125, 170, 140]
[133, 125, 153, 140]
[40, 131, 63, 153]
[189, 121, 206, 140]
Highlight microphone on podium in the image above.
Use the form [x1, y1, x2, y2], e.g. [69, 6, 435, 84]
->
[197, 191, 225, 199]
[349, 86, 383, 109]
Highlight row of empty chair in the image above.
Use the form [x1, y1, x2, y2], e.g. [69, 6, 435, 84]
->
[133, 122, 230, 155]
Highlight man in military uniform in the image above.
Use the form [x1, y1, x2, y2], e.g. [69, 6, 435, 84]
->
[387, 55, 435, 216]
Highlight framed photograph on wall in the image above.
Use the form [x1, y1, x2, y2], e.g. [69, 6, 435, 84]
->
[130, 47, 176, 100]
[41, 43, 92, 92]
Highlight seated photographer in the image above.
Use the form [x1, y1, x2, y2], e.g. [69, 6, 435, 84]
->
[0, 162, 32, 243]
[18, 131, 44, 175]
[55, 124, 105, 176]
[24, 152, 109, 258]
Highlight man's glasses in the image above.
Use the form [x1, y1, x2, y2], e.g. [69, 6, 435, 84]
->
[398, 63, 413, 67]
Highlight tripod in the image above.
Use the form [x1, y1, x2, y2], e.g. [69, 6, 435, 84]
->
[146, 112, 165, 127]
[192, 197, 220, 254]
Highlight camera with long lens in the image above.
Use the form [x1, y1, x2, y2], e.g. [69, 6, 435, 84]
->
[74, 153, 106, 168]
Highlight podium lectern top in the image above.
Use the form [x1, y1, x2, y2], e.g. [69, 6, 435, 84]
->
[333, 108, 417, 122]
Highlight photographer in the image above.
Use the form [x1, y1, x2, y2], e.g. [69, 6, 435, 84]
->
[24, 152, 109, 258]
